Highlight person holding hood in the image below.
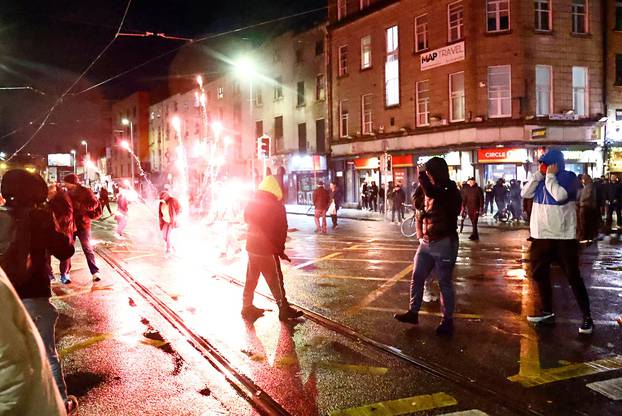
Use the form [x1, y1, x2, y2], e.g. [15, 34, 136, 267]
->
[521, 150, 593, 334]
[242, 175, 303, 322]
[394, 157, 462, 335]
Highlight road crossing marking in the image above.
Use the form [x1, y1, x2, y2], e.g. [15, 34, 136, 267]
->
[292, 252, 343, 270]
[329, 392, 457, 416]
[124, 253, 158, 262]
[347, 264, 414, 316]
[59, 333, 114, 357]
[439, 411, 488, 416]
[586, 376, 622, 400]
[301, 273, 398, 282]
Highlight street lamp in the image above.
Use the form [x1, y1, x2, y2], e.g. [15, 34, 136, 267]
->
[81, 140, 88, 183]
[233, 55, 258, 185]
[121, 118, 135, 185]
[70, 149, 76, 174]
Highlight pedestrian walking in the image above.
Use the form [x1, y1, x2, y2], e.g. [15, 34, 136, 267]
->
[394, 158, 462, 335]
[115, 184, 130, 238]
[484, 181, 494, 215]
[99, 182, 112, 216]
[493, 178, 509, 220]
[369, 181, 379, 212]
[379, 184, 386, 213]
[159, 191, 181, 253]
[461, 177, 484, 240]
[312, 181, 330, 234]
[0, 169, 77, 414]
[329, 182, 342, 229]
[605, 175, 622, 234]
[46, 184, 75, 281]
[577, 174, 599, 244]
[390, 183, 406, 223]
[361, 182, 369, 210]
[241, 175, 303, 322]
[60, 174, 102, 283]
[509, 179, 522, 221]
[521, 150, 593, 334]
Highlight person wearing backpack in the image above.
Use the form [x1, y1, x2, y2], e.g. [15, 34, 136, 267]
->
[0, 169, 77, 414]
[60, 174, 102, 283]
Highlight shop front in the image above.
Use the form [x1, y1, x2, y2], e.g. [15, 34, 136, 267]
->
[608, 147, 622, 175]
[415, 151, 471, 184]
[287, 154, 327, 205]
[562, 149, 601, 177]
[477, 147, 530, 184]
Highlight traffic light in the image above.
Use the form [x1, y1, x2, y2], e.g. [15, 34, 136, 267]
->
[386, 154, 392, 173]
[257, 135, 271, 160]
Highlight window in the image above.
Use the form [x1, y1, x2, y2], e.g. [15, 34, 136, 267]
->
[274, 77, 283, 100]
[361, 94, 373, 134]
[487, 0, 510, 32]
[338, 45, 348, 76]
[572, 66, 588, 117]
[316, 74, 326, 101]
[337, 0, 347, 20]
[217, 87, 224, 99]
[295, 48, 304, 64]
[274, 116, 284, 150]
[616, 1, 622, 31]
[414, 15, 428, 52]
[616, 55, 622, 85]
[315, 39, 324, 56]
[535, 65, 552, 116]
[488, 65, 512, 118]
[339, 99, 349, 138]
[360, 0, 370, 10]
[298, 123, 307, 152]
[297, 81, 305, 107]
[385, 25, 400, 107]
[416, 80, 430, 126]
[534, 0, 551, 31]
[255, 120, 263, 138]
[571, 0, 588, 34]
[450, 72, 465, 122]
[448, 2, 464, 42]
[361, 35, 372, 69]
[255, 88, 263, 106]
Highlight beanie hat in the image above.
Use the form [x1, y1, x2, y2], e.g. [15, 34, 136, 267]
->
[1, 169, 48, 207]
[63, 173, 80, 185]
[257, 175, 283, 201]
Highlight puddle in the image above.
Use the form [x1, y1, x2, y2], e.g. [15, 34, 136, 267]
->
[65, 371, 106, 397]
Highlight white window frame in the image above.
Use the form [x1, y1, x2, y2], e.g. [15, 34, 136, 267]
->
[572, 66, 589, 117]
[217, 87, 224, 100]
[448, 1, 464, 42]
[316, 74, 326, 101]
[361, 35, 372, 69]
[535, 65, 552, 116]
[449, 72, 465, 122]
[361, 94, 373, 135]
[338, 45, 348, 76]
[339, 99, 349, 138]
[571, 0, 588, 34]
[360, 0, 370, 10]
[534, 0, 552, 31]
[414, 14, 429, 52]
[486, 0, 510, 33]
[487, 65, 512, 118]
[337, 0, 347, 21]
[416, 80, 430, 127]
[385, 25, 400, 107]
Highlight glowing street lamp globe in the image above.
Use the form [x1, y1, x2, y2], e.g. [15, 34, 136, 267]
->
[120, 140, 131, 150]
[211, 121, 223, 136]
[121, 118, 130, 126]
[233, 55, 256, 80]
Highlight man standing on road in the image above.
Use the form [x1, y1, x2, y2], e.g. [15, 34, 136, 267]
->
[390, 183, 406, 224]
[461, 177, 484, 241]
[241, 175, 303, 322]
[605, 175, 622, 234]
[98, 182, 112, 217]
[484, 181, 494, 215]
[509, 179, 523, 221]
[493, 178, 509, 220]
[394, 158, 462, 335]
[521, 150, 593, 334]
[329, 182, 342, 229]
[369, 181, 379, 212]
[60, 174, 102, 283]
[312, 181, 330, 234]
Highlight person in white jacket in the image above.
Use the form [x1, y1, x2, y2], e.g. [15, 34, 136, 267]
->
[0, 268, 66, 416]
[521, 149, 593, 334]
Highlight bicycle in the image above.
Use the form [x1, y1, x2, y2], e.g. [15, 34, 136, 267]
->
[400, 203, 417, 238]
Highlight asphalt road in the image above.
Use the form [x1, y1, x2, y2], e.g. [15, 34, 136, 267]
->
[51, 202, 622, 415]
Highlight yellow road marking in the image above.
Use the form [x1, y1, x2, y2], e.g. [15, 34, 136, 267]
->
[364, 307, 481, 320]
[300, 273, 396, 282]
[293, 252, 343, 270]
[59, 334, 114, 357]
[318, 361, 389, 375]
[347, 264, 414, 316]
[508, 356, 622, 387]
[329, 392, 457, 416]
[125, 253, 158, 262]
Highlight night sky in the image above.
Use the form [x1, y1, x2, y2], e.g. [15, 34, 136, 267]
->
[0, 0, 325, 155]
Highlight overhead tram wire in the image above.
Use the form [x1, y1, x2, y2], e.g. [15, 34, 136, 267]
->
[6, 0, 134, 161]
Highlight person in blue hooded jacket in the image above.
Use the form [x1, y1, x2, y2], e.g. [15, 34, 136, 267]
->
[521, 150, 593, 334]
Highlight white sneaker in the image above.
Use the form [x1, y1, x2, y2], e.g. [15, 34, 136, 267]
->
[92, 273, 102, 282]
[422, 289, 439, 303]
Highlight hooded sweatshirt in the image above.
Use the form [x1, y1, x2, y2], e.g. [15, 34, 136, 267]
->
[244, 176, 287, 256]
[521, 149, 579, 239]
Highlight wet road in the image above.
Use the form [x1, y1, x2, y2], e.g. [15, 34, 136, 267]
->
[54, 204, 622, 415]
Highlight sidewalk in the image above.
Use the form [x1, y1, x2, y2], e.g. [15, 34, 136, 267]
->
[285, 204, 530, 229]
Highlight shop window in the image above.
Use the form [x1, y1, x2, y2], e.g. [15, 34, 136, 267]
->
[361, 94, 373, 135]
[338, 45, 348, 76]
[274, 76, 283, 100]
[448, 1, 464, 42]
[361, 35, 372, 69]
[316, 74, 326, 101]
[535, 65, 552, 115]
[572, 66, 588, 117]
[449, 72, 465, 122]
[339, 99, 349, 138]
[571, 0, 588, 34]
[488, 65, 512, 118]
[416, 80, 430, 126]
[534, 0, 551, 31]
[337, 0, 347, 21]
[487, 0, 510, 32]
[616, 55, 622, 86]
[385, 25, 400, 107]
[414, 14, 428, 52]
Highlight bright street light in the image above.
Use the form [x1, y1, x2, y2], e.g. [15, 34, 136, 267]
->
[211, 120, 223, 137]
[121, 118, 130, 126]
[233, 55, 256, 80]
[120, 140, 130, 150]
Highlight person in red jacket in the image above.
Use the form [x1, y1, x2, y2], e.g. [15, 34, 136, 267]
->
[158, 191, 181, 253]
[461, 177, 484, 241]
[242, 175, 303, 322]
[312, 181, 330, 234]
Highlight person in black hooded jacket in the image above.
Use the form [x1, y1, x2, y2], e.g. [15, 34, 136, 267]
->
[394, 157, 461, 336]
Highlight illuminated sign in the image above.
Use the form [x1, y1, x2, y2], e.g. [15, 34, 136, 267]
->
[478, 148, 528, 163]
[420, 42, 465, 71]
[417, 151, 460, 166]
[48, 153, 72, 167]
[289, 155, 326, 172]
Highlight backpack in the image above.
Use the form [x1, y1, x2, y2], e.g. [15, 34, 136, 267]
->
[0, 207, 32, 288]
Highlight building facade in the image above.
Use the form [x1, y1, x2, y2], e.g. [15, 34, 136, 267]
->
[328, 0, 605, 205]
[605, 0, 622, 174]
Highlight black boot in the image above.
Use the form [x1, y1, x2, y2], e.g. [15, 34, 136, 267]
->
[436, 318, 454, 336]
[278, 302, 303, 321]
[394, 310, 419, 324]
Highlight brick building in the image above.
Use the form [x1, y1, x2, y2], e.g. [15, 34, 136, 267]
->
[605, 0, 622, 173]
[328, 0, 605, 205]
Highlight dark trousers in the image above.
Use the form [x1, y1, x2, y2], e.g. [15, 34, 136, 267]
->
[606, 203, 622, 230]
[494, 198, 506, 218]
[467, 210, 479, 237]
[243, 253, 288, 308]
[529, 239, 591, 317]
[330, 214, 338, 227]
[392, 204, 404, 222]
[485, 195, 494, 214]
[101, 200, 112, 216]
[370, 196, 377, 211]
[60, 228, 99, 275]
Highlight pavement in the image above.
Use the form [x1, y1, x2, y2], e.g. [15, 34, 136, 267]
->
[49, 202, 622, 415]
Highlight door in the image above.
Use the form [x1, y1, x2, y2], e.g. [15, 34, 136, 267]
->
[298, 123, 307, 152]
[316, 119, 326, 154]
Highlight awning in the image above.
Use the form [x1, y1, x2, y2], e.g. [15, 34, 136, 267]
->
[392, 155, 414, 167]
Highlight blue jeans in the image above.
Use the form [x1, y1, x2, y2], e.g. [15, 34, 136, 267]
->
[409, 236, 459, 319]
[60, 227, 99, 275]
[22, 297, 68, 401]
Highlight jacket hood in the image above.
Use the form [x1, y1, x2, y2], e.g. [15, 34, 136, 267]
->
[425, 157, 450, 183]
[257, 175, 283, 201]
[1, 169, 47, 207]
[539, 149, 566, 171]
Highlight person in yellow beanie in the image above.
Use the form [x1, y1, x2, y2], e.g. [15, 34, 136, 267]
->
[242, 176, 303, 321]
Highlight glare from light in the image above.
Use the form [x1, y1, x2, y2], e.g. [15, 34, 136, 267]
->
[233, 55, 256, 80]
[120, 140, 130, 150]
[70, 149, 76, 155]
[0, 152, 5, 158]
[26, 167, 36, 173]
[85, 160, 96, 169]
[224, 136, 233, 146]
[211, 121, 223, 136]
[196, 75, 203, 88]
[171, 116, 182, 133]
[0, 163, 7, 169]
[81, 140, 87, 145]
[121, 118, 130, 126]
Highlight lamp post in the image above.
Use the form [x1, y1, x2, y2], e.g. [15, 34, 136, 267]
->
[70, 150, 76, 174]
[121, 118, 135, 185]
[234, 55, 257, 186]
[81, 140, 88, 183]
